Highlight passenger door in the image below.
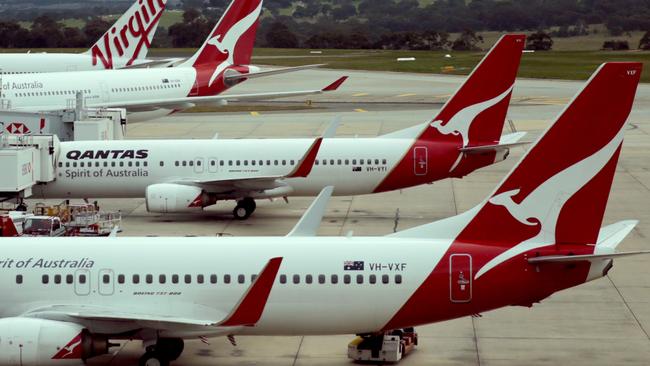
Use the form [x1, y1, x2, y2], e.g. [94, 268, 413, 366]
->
[413, 146, 428, 176]
[98, 269, 115, 296]
[449, 254, 472, 303]
[74, 269, 91, 296]
[208, 157, 219, 173]
[194, 157, 205, 174]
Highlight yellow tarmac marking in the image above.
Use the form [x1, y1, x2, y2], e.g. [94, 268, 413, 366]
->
[396, 93, 417, 98]
[352, 93, 369, 97]
[250, 111, 260, 116]
[354, 108, 368, 113]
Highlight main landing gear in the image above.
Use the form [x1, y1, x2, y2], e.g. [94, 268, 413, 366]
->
[347, 328, 418, 363]
[233, 197, 256, 220]
[139, 338, 184, 366]
[15, 199, 27, 212]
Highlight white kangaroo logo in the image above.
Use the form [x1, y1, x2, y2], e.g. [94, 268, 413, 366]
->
[430, 86, 513, 171]
[474, 125, 626, 279]
[205, 1, 263, 87]
[57, 337, 82, 358]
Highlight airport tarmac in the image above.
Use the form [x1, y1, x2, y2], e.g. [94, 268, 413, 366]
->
[35, 68, 650, 365]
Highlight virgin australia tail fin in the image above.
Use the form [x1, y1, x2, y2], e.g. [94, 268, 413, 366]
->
[392, 62, 643, 279]
[85, 0, 167, 69]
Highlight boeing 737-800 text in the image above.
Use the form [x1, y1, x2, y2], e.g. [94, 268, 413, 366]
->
[0, 62, 645, 366]
[34, 34, 526, 219]
[0, 0, 340, 122]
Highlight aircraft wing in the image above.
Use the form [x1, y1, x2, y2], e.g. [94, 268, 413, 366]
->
[172, 118, 340, 197]
[21, 257, 283, 332]
[85, 76, 348, 111]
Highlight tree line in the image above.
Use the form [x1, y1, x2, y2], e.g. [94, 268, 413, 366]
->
[1, 0, 650, 51]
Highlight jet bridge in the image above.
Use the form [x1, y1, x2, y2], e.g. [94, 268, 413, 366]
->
[0, 91, 127, 141]
[0, 134, 59, 201]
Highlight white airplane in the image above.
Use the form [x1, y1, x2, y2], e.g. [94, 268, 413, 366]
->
[0, 62, 645, 366]
[33, 34, 527, 219]
[0, 0, 339, 122]
[0, 0, 168, 74]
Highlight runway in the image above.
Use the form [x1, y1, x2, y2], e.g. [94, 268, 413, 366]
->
[36, 68, 650, 365]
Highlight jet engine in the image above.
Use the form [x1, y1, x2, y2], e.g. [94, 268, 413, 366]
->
[145, 183, 213, 213]
[0, 318, 109, 366]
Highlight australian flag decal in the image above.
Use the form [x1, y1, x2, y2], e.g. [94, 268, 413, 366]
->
[344, 261, 364, 271]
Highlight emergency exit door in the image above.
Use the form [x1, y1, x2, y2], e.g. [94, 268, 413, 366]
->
[413, 146, 428, 176]
[449, 254, 472, 303]
[98, 269, 115, 295]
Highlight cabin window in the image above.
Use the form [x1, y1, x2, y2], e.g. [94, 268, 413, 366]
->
[238, 274, 245, 284]
[133, 274, 140, 284]
[159, 275, 166, 284]
[118, 274, 125, 284]
[42, 275, 49, 284]
[103, 274, 110, 284]
[330, 160, 335, 165]
[343, 274, 351, 284]
[66, 274, 74, 284]
[172, 274, 179, 284]
[175, 161, 179, 167]
[395, 275, 403, 284]
[282, 160, 287, 166]
[210, 274, 218, 284]
[251, 274, 258, 282]
[79, 274, 87, 284]
[318, 274, 326, 284]
[146, 274, 153, 284]
[197, 274, 204, 284]
[293, 275, 300, 284]
[279, 274, 287, 284]
[224, 274, 231, 284]
[53, 275, 61, 284]
[315, 160, 319, 165]
[382, 274, 389, 284]
[182, 161, 187, 167]
[291, 160, 295, 165]
[331, 274, 338, 284]
[357, 275, 364, 284]
[369, 274, 377, 284]
[306, 274, 313, 284]
[16, 275, 23, 284]
[184, 274, 192, 284]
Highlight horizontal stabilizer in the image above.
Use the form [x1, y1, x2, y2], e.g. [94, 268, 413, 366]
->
[224, 64, 326, 82]
[217, 257, 283, 327]
[287, 186, 333, 237]
[459, 132, 529, 153]
[528, 251, 650, 264]
[121, 58, 187, 69]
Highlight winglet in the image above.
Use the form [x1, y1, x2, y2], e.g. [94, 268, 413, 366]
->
[287, 137, 323, 178]
[217, 257, 283, 327]
[322, 76, 348, 92]
[287, 186, 333, 237]
[322, 116, 341, 138]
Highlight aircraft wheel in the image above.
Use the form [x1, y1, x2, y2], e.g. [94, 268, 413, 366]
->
[139, 351, 169, 366]
[242, 197, 256, 212]
[233, 203, 251, 220]
[157, 338, 184, 361]
[233, 198, 256, 220]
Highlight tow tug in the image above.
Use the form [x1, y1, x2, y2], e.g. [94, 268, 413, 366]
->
[348, 328, 418, 363]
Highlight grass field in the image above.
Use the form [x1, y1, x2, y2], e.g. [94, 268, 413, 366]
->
[1, 47, 648, 83]
[247, 48, 650, 83]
